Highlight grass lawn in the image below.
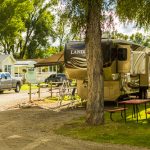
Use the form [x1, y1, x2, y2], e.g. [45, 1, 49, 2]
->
[44, 96, 59, 103]
[56, 104, 150, 149]
[41, 94, 81, 103]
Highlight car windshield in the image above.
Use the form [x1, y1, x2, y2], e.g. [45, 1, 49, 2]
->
[49, 74, 55, 78]
[57, 74, 65, 77]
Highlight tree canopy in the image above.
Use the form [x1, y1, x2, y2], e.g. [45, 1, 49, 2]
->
[0, 0, 56, 59]
[116, 0, 150, 29]
[0, 0, 150, 59]
[22, 0, 55, 59]
[0, 0, 32, 54]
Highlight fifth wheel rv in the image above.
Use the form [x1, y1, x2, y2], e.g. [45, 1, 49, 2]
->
[64, 39, 150, 102]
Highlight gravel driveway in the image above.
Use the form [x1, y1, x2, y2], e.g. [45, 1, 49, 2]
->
[0, 88, 51, 110]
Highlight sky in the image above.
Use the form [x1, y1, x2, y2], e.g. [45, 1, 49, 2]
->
[116, 23, 146, 36]
[113, 14, 149, 36]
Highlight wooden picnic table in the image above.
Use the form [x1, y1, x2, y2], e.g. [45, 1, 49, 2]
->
[119, 99, 150, 122]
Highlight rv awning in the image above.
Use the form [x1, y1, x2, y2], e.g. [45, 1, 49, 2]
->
[35, 51, 64, 67]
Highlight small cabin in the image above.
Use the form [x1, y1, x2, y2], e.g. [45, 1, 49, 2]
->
[0, 54, 16, 76]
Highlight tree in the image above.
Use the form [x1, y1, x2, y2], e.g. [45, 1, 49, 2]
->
[130, 33, 145, 45]
[0, 0, 56, 59]
[144, 37, 150, 47]
[111, 31, 129, 40]
[65, 0, 106, 125]
[54, 6, 85, 52]
[54, 11, 71, 52]
[116, 0, 150, 47]
[33, 46, 59, 58]
[0, 0, 32, 55]
[20, 0, 56, 59]
[130, 33, 150, 47]
[116, 0, 150, 29]
[111, 31, 150, 47]
[86, 0, 104, 125]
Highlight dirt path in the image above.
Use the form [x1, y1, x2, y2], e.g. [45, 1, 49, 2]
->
[0, 108, 149, 150]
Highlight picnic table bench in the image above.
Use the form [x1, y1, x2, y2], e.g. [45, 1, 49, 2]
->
[105, 107, 128, 121]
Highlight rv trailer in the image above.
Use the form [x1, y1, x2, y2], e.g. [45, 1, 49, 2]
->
[64, 39, 150, 102]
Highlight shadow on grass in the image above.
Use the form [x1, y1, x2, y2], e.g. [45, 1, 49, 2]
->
[55, 105, 150, 149]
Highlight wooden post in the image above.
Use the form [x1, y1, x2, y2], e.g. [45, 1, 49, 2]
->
[29, 83, 32, 102]
[38, 83, 41, 100]
[51, 81, 52, 97]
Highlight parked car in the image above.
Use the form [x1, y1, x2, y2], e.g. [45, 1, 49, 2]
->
[0, 72, 22, 93]
[45, 73, 70, 85]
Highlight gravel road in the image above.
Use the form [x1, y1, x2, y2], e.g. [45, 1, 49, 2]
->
[0, 88, 51, 110]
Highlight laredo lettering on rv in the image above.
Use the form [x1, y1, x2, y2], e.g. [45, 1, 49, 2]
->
[71, 50, 85, 54]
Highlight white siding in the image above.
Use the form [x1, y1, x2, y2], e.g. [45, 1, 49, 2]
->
[1, 55, 16, 76]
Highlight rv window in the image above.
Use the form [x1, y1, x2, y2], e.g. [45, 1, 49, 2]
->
[118, 48, 127, 61]
[111, 48, 117, 61]
[102, 43, 111, 66]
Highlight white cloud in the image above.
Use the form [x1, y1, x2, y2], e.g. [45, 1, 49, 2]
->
[116, 23, 144, 35]
[114, 18, 149, 36]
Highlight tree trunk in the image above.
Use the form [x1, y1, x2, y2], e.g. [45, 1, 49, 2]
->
[86, 0, 104, 125]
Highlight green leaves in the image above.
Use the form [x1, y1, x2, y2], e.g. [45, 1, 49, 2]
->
[0, 0, 32, 54]
[116, 0, 150, 29]
[24, 0, 55, 58]
[0, 0, 55, 59]
[0, 0, 149, 59]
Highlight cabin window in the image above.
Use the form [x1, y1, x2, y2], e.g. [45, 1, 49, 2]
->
[4, 65, 12, 74]
[28, 68, 34, 72]
[118, 48, 127, 61]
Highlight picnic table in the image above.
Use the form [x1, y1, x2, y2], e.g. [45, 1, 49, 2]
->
[119, 99, 150, 122]
[105, 107, 128, 121]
